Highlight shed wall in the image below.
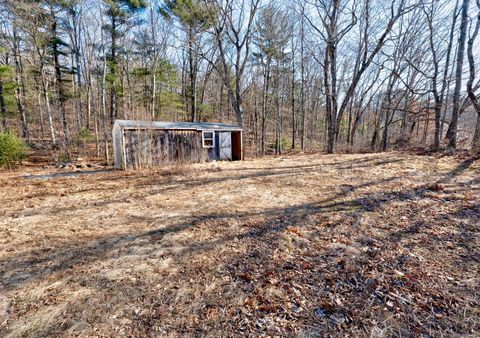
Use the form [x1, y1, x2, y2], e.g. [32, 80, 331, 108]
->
[113, 125, 123, 169]
[123, 129, 208, 170]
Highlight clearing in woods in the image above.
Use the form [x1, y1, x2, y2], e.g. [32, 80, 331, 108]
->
[0, 152, 479, 337]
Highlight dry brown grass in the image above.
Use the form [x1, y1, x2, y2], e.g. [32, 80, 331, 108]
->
[0, 152, 479, 337]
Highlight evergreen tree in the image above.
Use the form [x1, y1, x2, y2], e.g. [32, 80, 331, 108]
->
[0, 64, 17, 130]
[102, 0, 146, 123]
[160, 0, 215, 122]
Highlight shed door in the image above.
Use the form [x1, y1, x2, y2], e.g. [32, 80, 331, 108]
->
[219, 132, 232, 160]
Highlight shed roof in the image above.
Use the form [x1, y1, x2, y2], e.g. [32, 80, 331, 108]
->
[114, 119, 243, 132]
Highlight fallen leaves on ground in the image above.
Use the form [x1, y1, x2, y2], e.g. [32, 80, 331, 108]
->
[0, 151, 479, 337]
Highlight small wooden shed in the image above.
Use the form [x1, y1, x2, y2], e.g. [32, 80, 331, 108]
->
[113, 120, 243, 170]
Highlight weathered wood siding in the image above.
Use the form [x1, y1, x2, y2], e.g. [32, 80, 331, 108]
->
[123, 129, 208, 170]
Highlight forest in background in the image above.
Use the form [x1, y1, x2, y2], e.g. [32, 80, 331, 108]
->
[0, 0, 480, 164]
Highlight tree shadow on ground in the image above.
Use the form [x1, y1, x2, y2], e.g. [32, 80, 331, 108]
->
[2, 156, 476, 290]
[0, 174, 399, 291]
[10, 155, 404, 204]
[1, 156, 478, 336]
[221, 155, 395, 172]
[22, 169, 113, 180]
[8, 156, 403, 219]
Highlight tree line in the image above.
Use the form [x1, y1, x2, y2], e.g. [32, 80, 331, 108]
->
[0, 0, 479, 163]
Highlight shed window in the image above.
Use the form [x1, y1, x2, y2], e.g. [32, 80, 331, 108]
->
[202, 131, 215, 148]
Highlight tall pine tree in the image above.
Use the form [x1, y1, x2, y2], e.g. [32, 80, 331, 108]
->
[102, 0, 146, 123]
[160, 0, 215, 122]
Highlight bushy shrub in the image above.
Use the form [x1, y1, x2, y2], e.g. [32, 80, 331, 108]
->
[0, 131, 28, 169]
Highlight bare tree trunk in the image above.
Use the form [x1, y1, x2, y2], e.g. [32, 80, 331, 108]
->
[0, 79, 7, 129]
[124, 57, 133, 119]
[322, 0, 341, 154]
[261, 61, 270, 155]
[324, 44, 335, 154]
[423, 110, 430, 144]
[291, 33, 296, 149]
[424, 2, 443, 150]
[300, 8, 306, 151]
[93, 80, 100, 157]
[102, 53, 110, 163]
[326, 1, 408, 153]
[12, 24, 29, 141]
[188, 27, 197, 122]
[467, 0, 480, 152]
[51, 9, 70, 159]
[109, 15, 117, 124]
[86, 82, 92, 128]
[41, 70, 56, 146]
[82, 21, 93, 130]
[445, 0, 470, 148]
[439, 0, 459, 145]
[70, 5, 84, 130]
[204, 0, 260, 153]
[382, 89, 393, 151]
[274, 63, 281, 155]
[36, 86, 45, 138]
[31, 16, 56, 146]
[370, 98, 382, 150]
[350, 110, 364, 146]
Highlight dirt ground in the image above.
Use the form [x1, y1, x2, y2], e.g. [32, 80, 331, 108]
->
[0, 152, 479, 337]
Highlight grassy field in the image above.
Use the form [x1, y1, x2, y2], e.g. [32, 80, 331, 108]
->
[0, 152, 479, 337]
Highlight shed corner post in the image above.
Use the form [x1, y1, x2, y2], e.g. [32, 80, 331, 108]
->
[112, 122, 126, 170]
[122, 129, 127, 170]
[112, 124, 119, 169]
[242, 130, 245, 161]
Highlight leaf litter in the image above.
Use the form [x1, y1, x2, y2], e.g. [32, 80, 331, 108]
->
[0, 152, 479, 337]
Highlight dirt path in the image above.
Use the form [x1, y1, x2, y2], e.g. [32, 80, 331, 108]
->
[0, 152, 479, 337]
